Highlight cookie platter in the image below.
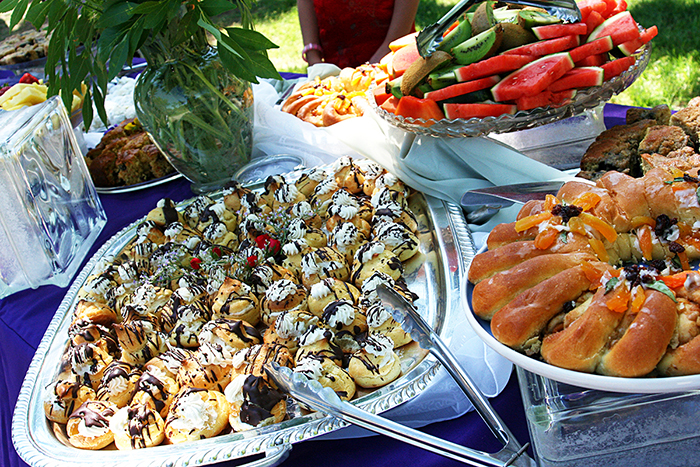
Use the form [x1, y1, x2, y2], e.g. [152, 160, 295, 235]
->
[12, 164, 474, 467]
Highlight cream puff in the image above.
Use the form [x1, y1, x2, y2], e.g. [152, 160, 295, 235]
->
[295, 167, 327, 198]
[271, 181, 306, 210]
[310, 174, 339, 213]
[296, 325, 343, 365]
[201, 220, 238, 249]
[359, 271, 418, 308]
[249, 263, 297, 295]
[373, 200, 418, 233]
[113, 319, 168, 365]
[364, 300, 412, 348]
[199, 318, 262, 355]
[66, 400, 118, 450]
[182, 195, 216, 228]
[176, 348, 233, 393]
[307, 278, 361, 316]
[133, 220, 166, 245]
[281, 238, 313, 279]
[229, 343, 295, 380]
[146, 198, 185, 227]
[348, 332, 401, 388]
[287, 217, 327, 248]
[211, 277, 261, 325]
[131, 368, 180, 418]
[263, 309, 320, 355]
[356, 159, 386, 197]
[110, 403, 165, 450]
[144, 347, 195, 381]
[196, 199, 238, 232]
[70, 341, 114, 389]
[260, 279, 309, 326]
[325, 189, 372, 238]
[330, 221, 368, 265]
[96, 360, 142, 408]
[72, 299, 119, 327]
[222, 180, 252, 212]
[350, 241, 403, 287]
[294, 354, 356, 400]
[300, 247, 350, 288]
[224, 374, 286, 432]
[44, 380, 96, 424]
[286, 200, 323, 229]
[167, 302, 211, 348]
[331, 155, 365, 194]
[372, 220, 420, 262]
[320, 299, 368, 335]
[68, 319, 120, 356]
[165, 388, 231, 443]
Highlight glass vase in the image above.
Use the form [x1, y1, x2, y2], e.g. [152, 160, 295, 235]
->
[134, 31, 254, 193]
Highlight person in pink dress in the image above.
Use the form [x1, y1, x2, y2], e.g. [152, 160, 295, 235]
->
[297, 0, 420, 68]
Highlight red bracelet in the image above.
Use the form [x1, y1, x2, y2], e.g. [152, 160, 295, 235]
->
[302, 43, 323, 62]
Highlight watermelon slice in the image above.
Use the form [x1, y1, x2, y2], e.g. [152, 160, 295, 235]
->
[601, 55, 635, 80]
[444, 103, 517, 119]
[532, 22, 588, 40]
[568, 36, 613, 63]
[549, 66, 604, 91]
[455, 54, 536, 82]
[587, 11, 640, 47]
[425, 75, 500, 102]
[577, 0, 608, 23]
[575, 53, 608, 67]
[618, 25, 658, 56]
[502, 35, 580, 56]
[395, 96, 445, 124]
[585, 10, 605, 36]
[515, 89, 576, 111]
[491, 52, 575, 102]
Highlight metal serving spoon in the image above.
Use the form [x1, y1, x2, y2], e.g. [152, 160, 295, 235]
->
[416, 0, 582, 58]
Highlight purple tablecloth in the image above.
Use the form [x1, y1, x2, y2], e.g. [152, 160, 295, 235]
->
[0, 103, 632, 467]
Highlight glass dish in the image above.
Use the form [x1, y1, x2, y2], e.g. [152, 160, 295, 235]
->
[371, 44, 651, 138]
[12, 174, 472, 467]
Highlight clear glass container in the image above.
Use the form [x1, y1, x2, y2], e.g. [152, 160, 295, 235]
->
[517, 366, 700, 467]
[0, 96, 107, 298]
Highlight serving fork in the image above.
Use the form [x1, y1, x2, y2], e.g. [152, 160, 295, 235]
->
[416, 0, 582, 58]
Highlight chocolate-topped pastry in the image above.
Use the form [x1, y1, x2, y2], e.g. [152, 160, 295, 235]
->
[225, 374, 286, 432]
[287, 217, 327, 248]
[201, 220, 238, 249]
[310, 174, 339, 213]
[260, 279, 309, 326]
[144, 347, 195, 381]
[68, 319, 120, 356]
[133, 220, 167, 245]
[199, 318, 262, 355]
[146, 198, 184, 227]
[113, 319, 168, 365]
[294, 354, 356, 400]
[211, 277, 261, 325]
[371, 185, 407, 209]
[176, 347, 232, 393]
[287, 200, 323, 229]
[372, 220, 419, 262]
[182, 195, 215, 228]
[44, 380, 96, 424]
[122, 282, 172, 324]
[300, 246, 350, 288]
[162, 220, 201, 244]
[249, 263, 297, 295]
[72, 299, 119, 327]
[373, 199, 418, 233]
[331, 221, 368, 265]
[270, 181, 306, 210]
[359, 271, 418, 308]
[196, 199, 238, 232]
[69, 341, 114, 389]
[229, 343, 294, 381]
[281, 238, 314, 279]
[66, 400, 118, 450]
[131, 369, 180, 418]
[364, 300, 412, 348]
[165, 387, 231, 443]
[295, 166, 327, 198]
[350, 241, 403, 287]
[356, 159, 386, 197]
[239, 190, 271, 217]
[96, 360, 142, 408]
[263, 309, 320, 355]
[325, 189, 372, 238]
[372, 171, 407, 198]
[295, 325, 343, 365]
[348, 332, 401, 388]
[166, 301, 211, 348]
[331, 155, 365, 194]
[222, 180, 252, 212]
[260, 174, 288, 206]
[110, 403, 165, 450]
[307, 278, 361, 316]
[320, 299, 367, 335]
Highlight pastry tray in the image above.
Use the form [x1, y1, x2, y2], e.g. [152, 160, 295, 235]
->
[12, 174, 476, 467]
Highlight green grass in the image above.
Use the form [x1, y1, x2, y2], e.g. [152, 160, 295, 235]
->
[231, 0, 700, 109]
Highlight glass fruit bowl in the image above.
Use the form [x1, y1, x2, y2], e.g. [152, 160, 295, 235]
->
[371, 43, 651, 138]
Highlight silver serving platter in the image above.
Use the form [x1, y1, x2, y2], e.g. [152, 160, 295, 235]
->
[372, 43, 651, 138]
[12, 175, 476, 467]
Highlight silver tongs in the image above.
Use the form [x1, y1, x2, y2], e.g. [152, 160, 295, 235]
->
[417, 0, 582, 57]
[266, 286, 537, 467]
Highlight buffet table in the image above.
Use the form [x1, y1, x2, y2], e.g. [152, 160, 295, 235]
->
[0, 103, 633, 467]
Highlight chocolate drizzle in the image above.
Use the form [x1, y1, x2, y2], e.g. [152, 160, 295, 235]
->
[240, 375, 283, 427]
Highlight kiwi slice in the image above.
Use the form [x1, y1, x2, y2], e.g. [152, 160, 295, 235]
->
[471, 1, 497, 36]
[498, 22, 536, 52]
[400, 51, 453, 97]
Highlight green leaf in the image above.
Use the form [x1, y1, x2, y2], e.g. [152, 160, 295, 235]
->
[199, 0, 237, 17]
[243, 50, 281, 80]
[92, 82, 108, 128]
[218, 44, 258, 83]
[128, 1, 165, 16]
[107, 36, 130, 81]
[10, 0, 30, 29]
[0, 0, 20, 14]
[646, 280, 677, 303]
[224, 27, 279, 51]
[81, 91, 94, 132]
[95, 2, 137, 28]
[97, 25, 132, 63]
[604, 277, 619, 294]
[25, 0, 52, 28]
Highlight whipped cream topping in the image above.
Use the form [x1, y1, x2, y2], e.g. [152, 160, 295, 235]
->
[323, 301, 355, 328]
[164, 222, 184, 240]
[373, 201, 403, 222]
[355, 159, 383, 181]
[361, 271, 396, 300]
[332, 155, 352, 172]
[117, 262, 139, 283]
[84, 275, 113, 297]
[299, 325, 330, 347]
[240, 191, 262, 212]
[266, 279, 299, 302]
[131, 282, 157, 307]
[365, 302, 391, 328]
[374, 221, 409, 247]
[184, 235, 201, 250]
[306, 167, 327, 182]
[106, 375, 129, 394]
[274, 183, 301, 204]
[275, 310, 316, 339]
[289, 201, 314, 219]
[109, 406, 129, 435]
[77, 416, 111, 438]
[168, 391, 216, 432]
[184, 196, 213, 224]
[301, 251, 344, 276]
[362, 332, 394, 358]
[332, 222, 362, 248]
[197, 342, 231, 366]
[294, 356, 324, 380]
[354, 241, 385, 264]
[283, 238, 309, 256]
[288, 218, 308, 240]
[314, 176, 338, 197]
[310, 278, 335, 300]
[209, 201, 227, 218]
[136, 221, 159, 243]
[375, 172, 399, 191]
[203, 222, 227, 241]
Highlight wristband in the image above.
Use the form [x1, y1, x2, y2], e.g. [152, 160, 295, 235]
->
[302, 43, 323, 62]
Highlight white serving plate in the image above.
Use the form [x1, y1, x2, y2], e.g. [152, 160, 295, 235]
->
[12, 173, 475, 466]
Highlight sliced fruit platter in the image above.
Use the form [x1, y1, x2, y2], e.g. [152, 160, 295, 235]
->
[373, 0, 655, 137]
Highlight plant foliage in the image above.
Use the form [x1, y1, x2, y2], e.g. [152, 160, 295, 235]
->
[0, 0, 281, 128]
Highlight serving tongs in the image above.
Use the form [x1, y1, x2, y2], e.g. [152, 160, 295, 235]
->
[266, 286, 537, 467]
[416, 0, 582, 58]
